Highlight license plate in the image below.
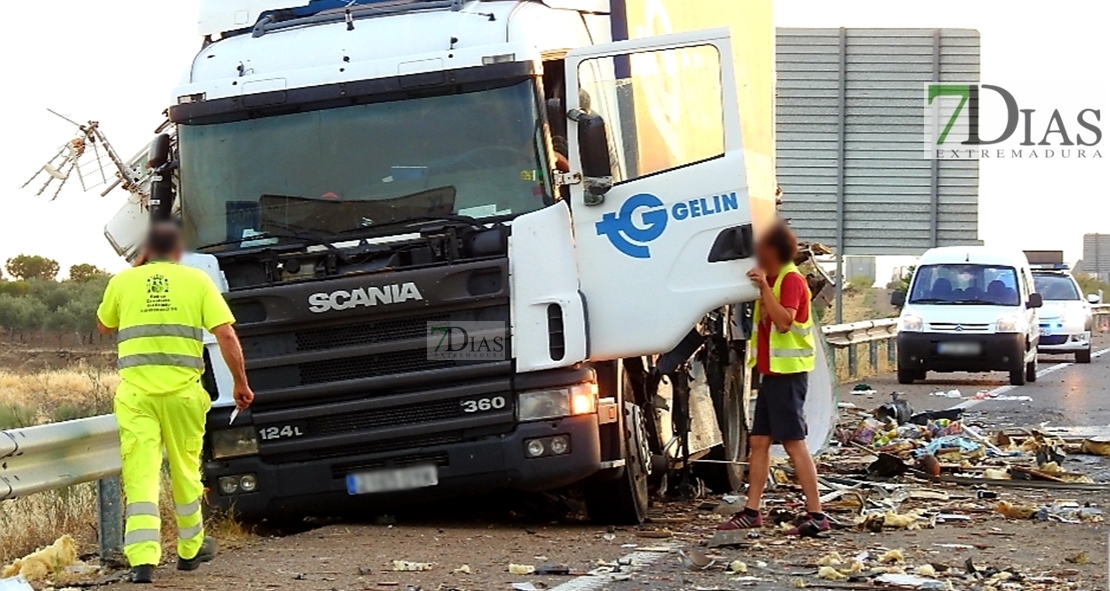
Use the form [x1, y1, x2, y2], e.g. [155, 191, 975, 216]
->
[937, 342, 981, 356]
[346, 465, 439, 496]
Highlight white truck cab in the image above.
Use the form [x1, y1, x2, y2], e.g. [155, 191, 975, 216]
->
[893, 247, 1043, 386]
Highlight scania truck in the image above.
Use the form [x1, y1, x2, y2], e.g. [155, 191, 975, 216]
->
[102, 0, 813, 524]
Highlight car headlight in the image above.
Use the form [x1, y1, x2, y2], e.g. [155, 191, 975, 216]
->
[900, 314, 923, 332]
[518, 383, 597, 422]
[211, 427, 260, 459]
[996, 316, 1021, 333]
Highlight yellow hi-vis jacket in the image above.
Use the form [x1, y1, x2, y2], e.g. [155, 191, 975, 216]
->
[749, 262, 816, 374]
[97, 261, 235, 393]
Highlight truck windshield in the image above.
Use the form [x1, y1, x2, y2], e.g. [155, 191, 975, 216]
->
[1033, 273, 1080, 300]
[178, 80, 551, 250]
[909, 264, 1021, 306]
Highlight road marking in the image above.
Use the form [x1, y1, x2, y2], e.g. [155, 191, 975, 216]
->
[948, 348, 1110, 411]
[549, 548, 674, 591]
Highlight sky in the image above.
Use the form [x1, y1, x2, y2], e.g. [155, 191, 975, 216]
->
[0, 0, 1106, 278]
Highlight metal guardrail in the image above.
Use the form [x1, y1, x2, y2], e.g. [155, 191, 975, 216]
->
[1, 415, 124, 563]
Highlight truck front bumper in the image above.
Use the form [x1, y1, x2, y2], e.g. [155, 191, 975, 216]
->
[205, 415, 602, 520]
[898, 332, 1025, 373]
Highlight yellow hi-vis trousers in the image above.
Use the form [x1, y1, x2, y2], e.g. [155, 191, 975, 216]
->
[114, 381, 211, 567]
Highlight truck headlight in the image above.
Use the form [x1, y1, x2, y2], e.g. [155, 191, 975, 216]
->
[211, 427, 259, 459]
[518, 383, 597, 422]
[900, 314, 923, 332]
[996, 316, 1021, 333]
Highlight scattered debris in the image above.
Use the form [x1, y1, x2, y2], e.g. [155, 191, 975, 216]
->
[816, 566, 848, 581]
[1, 536, 80, 581]
[508, 564, 535, 575]
[878, 549, 905, 564]
[391, 560, 433, 572]
[728, 561, 748, 574]
[453, 565, 471, 575]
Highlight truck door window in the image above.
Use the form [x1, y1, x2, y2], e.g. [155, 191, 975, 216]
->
[577, 44, 724, 183]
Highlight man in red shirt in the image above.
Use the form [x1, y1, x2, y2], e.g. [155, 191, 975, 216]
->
[718, 222, 828, 536]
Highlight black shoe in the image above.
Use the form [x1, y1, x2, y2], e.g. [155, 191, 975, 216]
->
[177, 536, 218, 571]
[129, 565, 154, 584]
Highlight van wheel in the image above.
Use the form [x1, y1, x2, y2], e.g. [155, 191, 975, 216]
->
[897, 368, 915, 384]
[585, 403, 649, 525]
[1009, 368, 1026, 386]
[1077, 348, 1092, 364]
[1026, 358, 1037, 383]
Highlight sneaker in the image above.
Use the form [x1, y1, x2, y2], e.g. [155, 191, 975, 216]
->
[177, 536, 218, 571]
[786, 513, 831, 537]
[717, 509, 763, 531]
[129, 565, 154, 584]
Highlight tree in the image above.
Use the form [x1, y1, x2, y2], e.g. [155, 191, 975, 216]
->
[5, 255, 60, 282]
[69, 264, 109, 283]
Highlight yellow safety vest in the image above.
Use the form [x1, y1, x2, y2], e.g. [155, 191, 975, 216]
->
[749, 262, 816, 374]
[97, 261, 234, 394]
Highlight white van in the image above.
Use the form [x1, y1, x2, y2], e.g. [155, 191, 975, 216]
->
[892, 247, 1043, 386]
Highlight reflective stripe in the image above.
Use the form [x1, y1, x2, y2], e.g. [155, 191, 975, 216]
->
[125, 502, 160, 519]
[178, 523, 204, 541]
[118, 324, 204, 344]
[118, 353, 205, 370]
[789, 325, 811, 338]
[176, 498, 201, 517]
[124, 529, 161, 546]
[771, 348, 815, 358]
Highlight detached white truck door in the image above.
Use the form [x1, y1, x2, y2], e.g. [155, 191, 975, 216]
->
[565, 29, 759, 361]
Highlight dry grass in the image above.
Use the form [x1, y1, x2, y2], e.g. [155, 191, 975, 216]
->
[0, 485, 100, 566]
[1, 365, 252, 567]
[0, 363, 117, 429]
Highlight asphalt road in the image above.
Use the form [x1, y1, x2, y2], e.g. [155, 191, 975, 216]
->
[840, 332, 1110, 429]
[131, 334, 1110, 591]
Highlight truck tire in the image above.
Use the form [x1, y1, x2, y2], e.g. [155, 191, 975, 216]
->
[585, 403, 650, 525]
[1077, 348, 1092, 364]
[1009, 368, 1026, 386]
[696, 365, 748, 494]
[897, 368, 915, 384]
[1026, 357, 1037, 383]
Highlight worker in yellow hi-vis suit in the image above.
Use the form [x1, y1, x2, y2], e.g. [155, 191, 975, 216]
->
[96, 223, 254, 584]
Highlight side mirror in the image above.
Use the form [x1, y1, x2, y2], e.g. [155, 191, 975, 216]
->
[572, 110, 613, 205]
[891, 291, 906, 307]
[1027, 293, 1044, 309]
[1087, 293, 1102, 305]
[148, 133, 172, 170]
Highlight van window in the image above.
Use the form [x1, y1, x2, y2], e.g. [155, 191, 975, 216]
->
[909, 264, 1020, 306]
[1033, 273, 1081, 300]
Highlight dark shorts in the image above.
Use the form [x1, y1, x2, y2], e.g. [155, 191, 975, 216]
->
[751, 372, 808, 442]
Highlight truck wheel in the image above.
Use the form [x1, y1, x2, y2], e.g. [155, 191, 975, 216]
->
[696, 366, 748, 494]
[1077, 348, 1092, 364]
[897, 368, 915, 384]
[585, 403, 650, 525]
[1025, 357, 1037, 383]
[1009, 368, 1026, 386]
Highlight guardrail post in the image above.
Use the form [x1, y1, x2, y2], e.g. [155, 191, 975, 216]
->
[887, 337, 896, 366]
[848, 343, 858, 378]
[869, 340, 879, 373]
[97, 476, 124, 566]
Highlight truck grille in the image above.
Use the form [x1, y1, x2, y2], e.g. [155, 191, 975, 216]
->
[300, 350, 453, 385]
[309, 397, 476, 436]
[295, 312, 450, 351]
[312, 432, 466, 459]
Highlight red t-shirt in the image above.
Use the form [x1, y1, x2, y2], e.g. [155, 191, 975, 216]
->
[756, 272, 810, 376]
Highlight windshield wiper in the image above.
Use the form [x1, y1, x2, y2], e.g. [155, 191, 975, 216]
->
[908, 298, 952, 304]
